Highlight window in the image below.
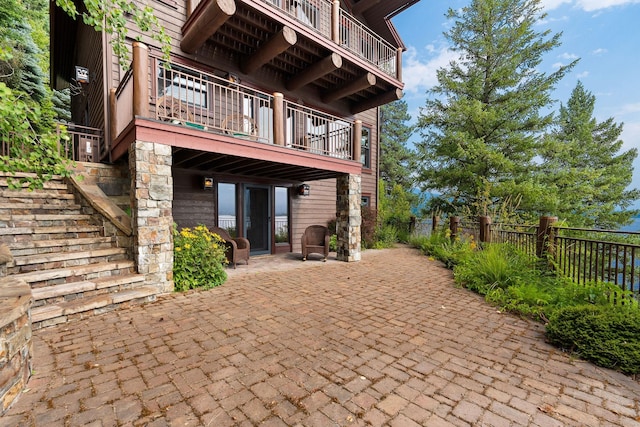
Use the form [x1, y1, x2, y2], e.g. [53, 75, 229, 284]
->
[361, 126, 371, 169]
[157, 63, 207, 108]
[361, 196, 370, 207]
[217, 183, 236, 237]
[275, 187, 289, 243]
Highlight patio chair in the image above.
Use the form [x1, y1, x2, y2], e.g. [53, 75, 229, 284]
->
[301, 225, 330, 261]
[211, 226, 250, 269]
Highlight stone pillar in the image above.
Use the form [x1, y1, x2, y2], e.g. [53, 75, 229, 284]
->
[336, 174, 361, 262]
[129, 141, 174, 292]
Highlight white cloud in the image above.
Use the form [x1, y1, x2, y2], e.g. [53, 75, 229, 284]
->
[616, 103, 640, 116]
[576, 71, 590, 78]
[552, 61, 566, 69]
[591, 48, 608, 55]
[540, 0, 572, 11]
[401, 45, 459, 95]
[559, 52, 579, 60]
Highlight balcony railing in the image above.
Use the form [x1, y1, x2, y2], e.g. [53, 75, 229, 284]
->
[1, 124, 104, 163]
[111, 46, 360, 162]
[261, 0, 399, 79]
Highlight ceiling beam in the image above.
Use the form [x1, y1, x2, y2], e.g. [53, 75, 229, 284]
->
[286, 53, 343, 91]
[322, 72, 376, 103]
[352, 0, 381, 15]
[241, 26, 297, 74]
[181, 0, 236, 54]
[351, 88, 403, 114]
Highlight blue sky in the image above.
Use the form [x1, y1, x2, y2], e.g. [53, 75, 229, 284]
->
[392, 0, 640, 206]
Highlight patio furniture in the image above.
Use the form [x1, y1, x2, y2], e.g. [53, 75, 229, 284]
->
[211, 226, 250, 269]
[301, 225, 329, 261]
[221, 114, 258, 139]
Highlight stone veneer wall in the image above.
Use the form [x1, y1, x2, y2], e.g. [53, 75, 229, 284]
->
[0, 274, 32, 415]
[129, 142, 174, 292]
[336, 174, 361, 262]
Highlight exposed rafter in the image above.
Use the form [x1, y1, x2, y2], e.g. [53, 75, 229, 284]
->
[181, 0, 236, 54]
[351, 88, 403, 114]
[286, 53, 343, 90]
[241, 27, 297, 74]
[322, 73, 376, 103]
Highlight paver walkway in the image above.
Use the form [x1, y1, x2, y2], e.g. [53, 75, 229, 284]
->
[3, 246, 640, 426]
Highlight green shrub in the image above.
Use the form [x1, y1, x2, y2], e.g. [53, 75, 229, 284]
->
[329, 234, 337, 252]
[414, 228, 475, 268]
[373, 224, 398, 249]
[546, 305, 640, 374]
[455, 244, 536, 293]
[173, 224, 228, 291]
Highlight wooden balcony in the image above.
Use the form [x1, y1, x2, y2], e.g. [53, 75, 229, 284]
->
[109, 44, 363, 182]
[181, 0, 404, 114]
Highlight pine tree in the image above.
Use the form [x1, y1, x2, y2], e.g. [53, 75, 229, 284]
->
[379, 100, 416, 189]
[416, 0, 576, 216]
[540, 81, 639, 228]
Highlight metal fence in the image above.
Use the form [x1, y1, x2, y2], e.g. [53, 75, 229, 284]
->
[447, 216, 640, 301]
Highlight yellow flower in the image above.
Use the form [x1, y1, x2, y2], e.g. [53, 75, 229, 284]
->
[184, 243, 191, 249]
[175, 247, 182, 251]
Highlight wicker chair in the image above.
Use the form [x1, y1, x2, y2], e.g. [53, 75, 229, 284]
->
[301, 225, 330, 262]
[156, 96, 194, 123]
[211, 226, 250, 269]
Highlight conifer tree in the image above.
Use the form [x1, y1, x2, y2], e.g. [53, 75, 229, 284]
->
[416, 0, 576, 216]
[380, 100, 416, 189]
[540, 81, 639, 228]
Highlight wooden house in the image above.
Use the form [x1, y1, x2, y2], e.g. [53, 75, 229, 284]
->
[49, 0, 419, 275]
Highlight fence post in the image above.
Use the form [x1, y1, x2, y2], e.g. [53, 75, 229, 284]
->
[478, 215, 492, 243]
[432, 215, 439, 232]
[449, 216, 460, 242]
[536, 216, 557, 258]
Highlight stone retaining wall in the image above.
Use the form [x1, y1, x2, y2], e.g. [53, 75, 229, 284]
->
[0, 273, 32, 415]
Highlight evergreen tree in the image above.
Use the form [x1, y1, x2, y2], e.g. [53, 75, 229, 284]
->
[415, 0, 576, 217]
[540, 81, 639, 228]
[379, 100, 416, 189]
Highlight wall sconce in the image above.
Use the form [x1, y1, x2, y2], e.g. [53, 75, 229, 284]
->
[297, 184, 310, 196]
[203, 177, 214, 190]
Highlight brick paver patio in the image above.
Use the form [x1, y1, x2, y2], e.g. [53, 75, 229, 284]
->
[3, 246, 640, 426]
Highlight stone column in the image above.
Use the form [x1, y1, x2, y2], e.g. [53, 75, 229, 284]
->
[129, 141, 174, 292]
[336, 174, 361, 262]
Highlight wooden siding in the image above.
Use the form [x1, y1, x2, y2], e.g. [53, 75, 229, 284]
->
[290, 178, 336, 253]
[172, 169, 216, 230]
[73, 23, 104, 129]
[355, 108, 377, 210]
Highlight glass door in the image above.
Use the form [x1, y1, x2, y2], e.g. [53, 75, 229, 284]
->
[244, 185, 271, 254]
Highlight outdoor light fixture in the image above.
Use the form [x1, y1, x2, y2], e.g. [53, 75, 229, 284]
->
[75, 66, 90, 84]
[297, 184, 310, 196]
[203, 177, 214, 190]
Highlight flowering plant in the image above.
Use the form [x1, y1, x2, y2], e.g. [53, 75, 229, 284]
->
[173, 224, 228, 291]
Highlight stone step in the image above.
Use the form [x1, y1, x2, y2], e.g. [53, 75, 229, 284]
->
[0, 213, 93, 228]
[12, 260, 136, 286]
[0, 202, 83, 215]
[0, 225, 102, 237]
[6, 236, 117, 256]
[31, 285, 159, 328]
[31, 273, 146, 301]
[0, 176, 68, 190]
[11, 247, 127, 267]
[0, 189, 75, 202]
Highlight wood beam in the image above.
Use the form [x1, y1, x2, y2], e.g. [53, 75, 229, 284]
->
[351, 88, 403, 114]
[241, 27, 297, 74]
[352, 0, 381, 15]
[321, 73, 376, 103]
[181, 0, 236, 54]
[286, 53, 342, 91]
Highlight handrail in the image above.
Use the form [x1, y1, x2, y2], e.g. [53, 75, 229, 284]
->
[260, 0, 398, 78]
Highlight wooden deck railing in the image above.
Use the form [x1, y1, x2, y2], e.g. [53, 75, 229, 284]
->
[110, 45, 360, 162]
[1, 124, 104, 163]
[261, 0, 399, 79]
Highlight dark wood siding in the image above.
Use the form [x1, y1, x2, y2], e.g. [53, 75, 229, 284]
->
[290, 178, 336, 253]
[172, 169, 216, 230]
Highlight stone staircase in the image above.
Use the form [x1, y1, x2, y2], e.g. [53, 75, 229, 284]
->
[0, 174, 159, 329]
